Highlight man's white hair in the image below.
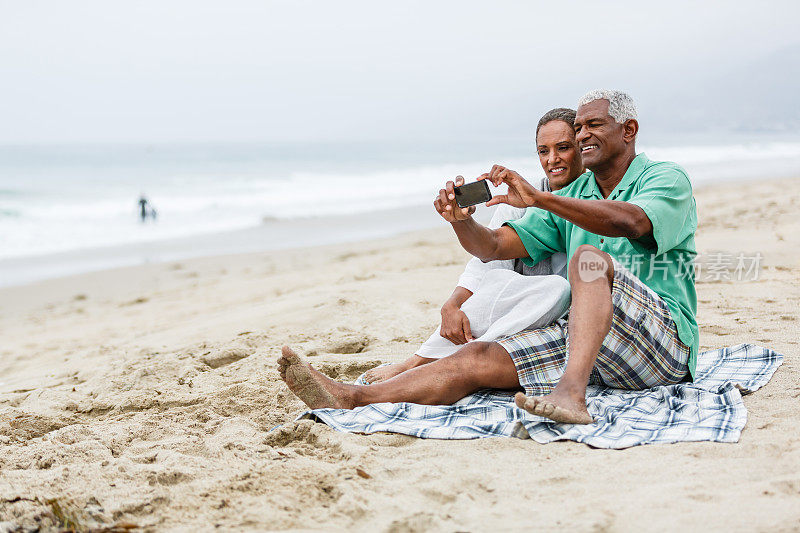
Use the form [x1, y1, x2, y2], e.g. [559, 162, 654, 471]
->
[578, 90, 638, 124]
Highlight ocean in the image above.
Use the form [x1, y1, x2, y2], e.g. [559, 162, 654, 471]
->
[1, 138, 799, 286]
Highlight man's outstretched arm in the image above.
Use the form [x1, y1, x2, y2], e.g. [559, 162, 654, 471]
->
[481, 165, 652, 239]
[434, 177, 528, 262]
[449, 218, 528, 262]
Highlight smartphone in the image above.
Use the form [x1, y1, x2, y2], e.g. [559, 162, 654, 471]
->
[454, 180, 492, 208]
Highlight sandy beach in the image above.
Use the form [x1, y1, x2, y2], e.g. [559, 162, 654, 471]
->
[1, 176, 799, 531]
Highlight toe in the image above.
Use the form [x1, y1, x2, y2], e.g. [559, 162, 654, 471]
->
[530, 398, 551, 417]
[514, 392, 531, 411]
[523, 396, 538, 412]
[281, 346, 301, 362]
[516, 394, 543, 415]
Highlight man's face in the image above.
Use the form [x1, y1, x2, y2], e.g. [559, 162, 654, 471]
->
[573, 99, 627, 170]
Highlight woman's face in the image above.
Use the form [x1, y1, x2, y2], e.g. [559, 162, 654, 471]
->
[536, 120, 584, 191]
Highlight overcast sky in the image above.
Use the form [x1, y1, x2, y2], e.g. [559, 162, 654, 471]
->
[1, 0, 798, 144]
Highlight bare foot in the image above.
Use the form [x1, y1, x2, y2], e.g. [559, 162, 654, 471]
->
[362, 355, 433, 384]
[514, 390, 594, 425]
[277, 346, 356, 410]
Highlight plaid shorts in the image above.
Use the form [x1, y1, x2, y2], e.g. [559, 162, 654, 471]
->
[497, 259, 690, 396]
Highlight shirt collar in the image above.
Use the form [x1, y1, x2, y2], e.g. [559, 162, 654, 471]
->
[579, 153, 649, 199]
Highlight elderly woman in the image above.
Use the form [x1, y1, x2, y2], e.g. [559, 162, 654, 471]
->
[363, 107, 586, 383]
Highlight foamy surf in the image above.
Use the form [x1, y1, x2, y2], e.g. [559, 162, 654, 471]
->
[1, 139, 799, 284]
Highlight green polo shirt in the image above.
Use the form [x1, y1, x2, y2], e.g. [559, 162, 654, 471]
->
[506, 153, 699, 377]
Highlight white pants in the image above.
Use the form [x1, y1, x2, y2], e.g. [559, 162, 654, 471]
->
[415, 269, 571, 359]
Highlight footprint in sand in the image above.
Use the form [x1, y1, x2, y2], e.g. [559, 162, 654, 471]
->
[200, 348, 252, 369]
[2, 411, 76, 440]
[325, 337, 372, 355]
[120, 296, 149, 306]
[148, 470, 194, 486]
[264, 420, 347, 461]
[335, 251, 360, 262]
[388, 512, 441, 532]
[704, 325, 731, 336]
[318, 360, 384, 381]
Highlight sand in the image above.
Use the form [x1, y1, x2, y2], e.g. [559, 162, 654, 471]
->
[1, 177, 799, 531]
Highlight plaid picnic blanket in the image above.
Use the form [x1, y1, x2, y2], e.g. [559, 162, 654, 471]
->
[298, 343, 783, 449]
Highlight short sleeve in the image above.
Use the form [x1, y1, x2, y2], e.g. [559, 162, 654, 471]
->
[486, 204, 527, 230]
[627, 164, 696, 256]
[504, 208, 565, 267]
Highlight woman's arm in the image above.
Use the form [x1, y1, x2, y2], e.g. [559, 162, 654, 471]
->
[439, 286, 474, 344]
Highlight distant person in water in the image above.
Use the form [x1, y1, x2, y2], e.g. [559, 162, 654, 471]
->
[138, 196, 157, 223]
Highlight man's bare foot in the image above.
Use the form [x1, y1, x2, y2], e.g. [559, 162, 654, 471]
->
[514, 390, 594, 425]
[277, 346, 357, 410]
[362, 355, 433, 384]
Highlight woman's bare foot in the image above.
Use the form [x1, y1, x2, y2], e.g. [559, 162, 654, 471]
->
[514, 389, 594, 425]
[277, 346, 357, 410]
[362, 355, 434, 384]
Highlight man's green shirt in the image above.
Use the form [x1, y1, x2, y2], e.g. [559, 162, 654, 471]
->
[506, 153, 699, 376]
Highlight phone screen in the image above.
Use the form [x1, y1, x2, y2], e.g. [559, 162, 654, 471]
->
[454, 180, 492, 208]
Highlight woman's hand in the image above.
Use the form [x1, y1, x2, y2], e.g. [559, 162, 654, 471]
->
[440, 303, 473, 345]
[480, 165, 540, 208]
[434, 175, 476, 222]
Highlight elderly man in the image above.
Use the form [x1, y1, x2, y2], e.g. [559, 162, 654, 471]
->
[278, 90, 698, 425]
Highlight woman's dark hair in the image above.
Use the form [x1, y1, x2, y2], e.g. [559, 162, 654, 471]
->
[535, 107, 577, 139]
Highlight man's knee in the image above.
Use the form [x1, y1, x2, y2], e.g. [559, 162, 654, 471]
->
[451, 341, 511, 378]
[452, 341, 497, 364]
[569, 244, 614, 285]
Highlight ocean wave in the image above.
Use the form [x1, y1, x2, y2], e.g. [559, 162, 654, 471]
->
[1, 140, 799, 260]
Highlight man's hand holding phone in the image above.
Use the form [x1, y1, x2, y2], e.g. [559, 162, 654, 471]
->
[435, 165, 540, 222]
[434, 176, 477, 222]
